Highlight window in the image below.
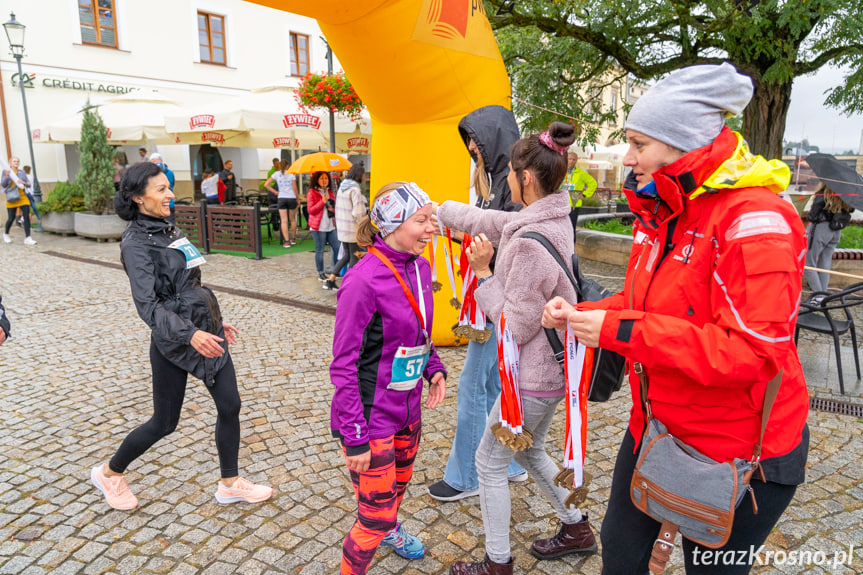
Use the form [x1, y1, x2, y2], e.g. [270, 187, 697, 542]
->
[198, 11, 226, 65]
[589, 86, 603, 122]
[289, 33, 310, 77]
[610, 91, 618, 125]
[79, 0, 117, 47]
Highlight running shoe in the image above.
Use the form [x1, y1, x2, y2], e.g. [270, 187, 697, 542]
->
[318, 272, 328, 281]
[428, 480, 479, 502]
[509, 471, 529, 483]
[214, 477, 273, 504]
[23, 237, 37, 246]
[91, 465, 138, 510]
[283, 242, 291, 248]
[2, 234, 10, 243]
[322, 279, 338, 291]
[380, 522, 426, 559]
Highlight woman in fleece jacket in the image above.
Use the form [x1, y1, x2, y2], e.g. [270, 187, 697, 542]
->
[437, 122, 593, 575]
[330, 181, 447, 574]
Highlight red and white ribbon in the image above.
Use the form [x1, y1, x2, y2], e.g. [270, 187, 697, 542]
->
[457, 233, 486, 330]
[563, 325, 591, 488]
[496, 313, 524, 434]
[437, 220, 459, 302]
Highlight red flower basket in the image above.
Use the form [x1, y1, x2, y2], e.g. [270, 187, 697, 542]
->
[297, 72, 364, 122]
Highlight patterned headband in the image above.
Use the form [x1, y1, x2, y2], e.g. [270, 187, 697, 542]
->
[539, 131, 569, 155]
[370, 182, 431, 237]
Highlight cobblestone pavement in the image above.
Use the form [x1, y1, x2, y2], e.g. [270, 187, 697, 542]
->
[0, 233, 861, 575]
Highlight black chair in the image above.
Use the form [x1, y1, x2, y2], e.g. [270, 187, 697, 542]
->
[262, 191, 281, 244]
[795, 282, 863, 394]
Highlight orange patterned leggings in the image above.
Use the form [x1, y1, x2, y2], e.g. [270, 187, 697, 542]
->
[340, 420, 421, 575]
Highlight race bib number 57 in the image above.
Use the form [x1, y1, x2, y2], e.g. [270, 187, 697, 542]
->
[389, 344, 429, 391]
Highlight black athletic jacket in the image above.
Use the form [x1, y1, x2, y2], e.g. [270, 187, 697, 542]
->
[120, 214, 228, 386]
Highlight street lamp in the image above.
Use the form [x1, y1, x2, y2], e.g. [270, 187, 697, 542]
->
[321, 36, 336, 153]
[3, 12, 41, 203]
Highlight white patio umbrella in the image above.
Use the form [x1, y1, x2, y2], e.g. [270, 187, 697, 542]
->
[164, 84, 371, 152]
[40, 92, 182, 145]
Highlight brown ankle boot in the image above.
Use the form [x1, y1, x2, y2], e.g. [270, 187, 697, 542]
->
[450, 554, 514, 575]
[530, 514, 597, 560]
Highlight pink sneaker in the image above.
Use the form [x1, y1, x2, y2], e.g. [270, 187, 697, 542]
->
[91, 465, 138, 510]
[215, 477, 273, 504]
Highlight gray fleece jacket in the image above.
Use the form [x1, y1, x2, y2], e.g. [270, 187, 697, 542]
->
[438, 191, 576, 395]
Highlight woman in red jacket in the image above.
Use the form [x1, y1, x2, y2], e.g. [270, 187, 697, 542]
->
[544, 63, 809, 575]
[307, 170, 341, 282]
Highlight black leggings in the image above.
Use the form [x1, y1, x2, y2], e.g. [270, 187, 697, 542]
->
[600, 429, 798, 575]
[109, 343, 242, 478]
[328, 241, 359, 276]
[5, 206, 30, 236]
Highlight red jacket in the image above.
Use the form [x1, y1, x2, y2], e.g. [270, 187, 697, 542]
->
[585, 128, 809, 463]
[307, 187, 335, 231]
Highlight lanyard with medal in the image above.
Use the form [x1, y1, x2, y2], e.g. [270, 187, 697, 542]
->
[369, 246, 431, 391]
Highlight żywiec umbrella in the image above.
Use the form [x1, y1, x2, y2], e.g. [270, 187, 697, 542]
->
[164, 84, 371, 151]
[805, 153, 863, 212]
[287, 152, 352, 174]
[40, 92, 182, 145]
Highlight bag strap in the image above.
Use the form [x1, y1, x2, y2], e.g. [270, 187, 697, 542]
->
[522, 232, 576, 366]
[636, 364, 783, 465]
[522, 232, 580, 295]
[752, 370, 782, 464]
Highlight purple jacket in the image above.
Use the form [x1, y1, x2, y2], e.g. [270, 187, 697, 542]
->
[330, 237, 447, 455]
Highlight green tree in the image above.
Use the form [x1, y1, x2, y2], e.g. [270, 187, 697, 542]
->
[77, 102, 115, 215]
[487, 0, 863, 159]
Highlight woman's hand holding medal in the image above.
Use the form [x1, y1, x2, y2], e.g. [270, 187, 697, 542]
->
[465, 233, 493, 278]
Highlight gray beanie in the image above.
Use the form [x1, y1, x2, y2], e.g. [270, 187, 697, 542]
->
[625, 62, 753, 152]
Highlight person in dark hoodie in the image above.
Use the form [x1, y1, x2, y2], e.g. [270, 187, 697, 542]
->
[427, 105, 527, 502]
[91, 162, 272, 511]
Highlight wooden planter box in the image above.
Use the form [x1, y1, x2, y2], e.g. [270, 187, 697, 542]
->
[74, 212, 127, 241]
[41, 212, 76, 235]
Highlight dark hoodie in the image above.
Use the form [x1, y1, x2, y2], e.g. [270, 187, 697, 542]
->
[458, 105, 521, 213]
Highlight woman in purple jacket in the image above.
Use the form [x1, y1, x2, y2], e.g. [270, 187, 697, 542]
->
[330, 181, 447, 575]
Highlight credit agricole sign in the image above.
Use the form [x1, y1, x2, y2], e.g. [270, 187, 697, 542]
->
[11, 72, 138, 95]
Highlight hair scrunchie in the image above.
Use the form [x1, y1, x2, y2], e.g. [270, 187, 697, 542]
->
[539, 131, 569, 155]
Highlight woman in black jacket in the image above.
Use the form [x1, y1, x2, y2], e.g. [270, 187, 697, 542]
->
[91, 162, 272, 511]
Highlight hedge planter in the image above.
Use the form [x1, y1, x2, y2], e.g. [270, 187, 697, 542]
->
[41, 212, 76, 235]
[74, 212, 127, 241]
[579, 206, 606, 215]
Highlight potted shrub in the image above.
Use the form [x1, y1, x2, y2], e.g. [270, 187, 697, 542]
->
[37, 181, 85, 234]
[74, 102, 126, 240]
[615, 195, 631, 213]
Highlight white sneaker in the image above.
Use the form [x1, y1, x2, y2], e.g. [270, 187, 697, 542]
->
[23, 237, 37, 245]
[2, 234, 10, 243]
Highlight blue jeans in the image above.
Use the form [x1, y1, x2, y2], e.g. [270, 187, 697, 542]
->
[311, 229, 340, 273]
[442, 320, 525, 492]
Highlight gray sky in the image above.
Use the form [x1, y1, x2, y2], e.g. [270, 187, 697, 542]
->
[785, 66, 863, 155]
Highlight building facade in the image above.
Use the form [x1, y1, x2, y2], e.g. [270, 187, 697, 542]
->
[0, 0, 338, 199]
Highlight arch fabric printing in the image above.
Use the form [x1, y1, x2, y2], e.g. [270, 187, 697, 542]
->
[250, 0, 512, 345]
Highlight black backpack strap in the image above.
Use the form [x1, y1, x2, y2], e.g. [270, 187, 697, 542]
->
[522, 232, 579, 292]
[522, 231, 575, 366]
